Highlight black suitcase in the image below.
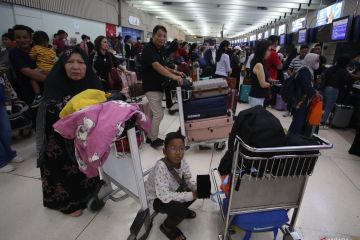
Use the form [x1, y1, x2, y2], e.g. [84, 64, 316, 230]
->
[183, 95, 227, 121]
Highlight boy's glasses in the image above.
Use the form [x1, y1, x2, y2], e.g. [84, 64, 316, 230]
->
[167, 146, 187, 153]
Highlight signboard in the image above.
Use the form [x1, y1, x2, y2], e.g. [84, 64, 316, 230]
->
[271, 28, 275, 35]
[316, 1, 343, 27]
[129, 16, 141, 26]
[278, 24, 286, 35]
[292, 17, 306, 32]
[298, 29, 307, 43]
[257, 33, 263, 40]
[264, 31, 269, 39]
[249, 35, 256, 41]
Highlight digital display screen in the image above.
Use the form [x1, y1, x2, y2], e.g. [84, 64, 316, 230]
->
[250, 35, 256, 41]
[257, 33, 263, 40]
[280, 35, 285, 45]
[292, 18, 306, 32]
[316, 1, 343, 27]
[271, 28, 275, 35]
[298, 29, 307, 43]
[278, 24, 286, 35]
[331, 18, 349, 41]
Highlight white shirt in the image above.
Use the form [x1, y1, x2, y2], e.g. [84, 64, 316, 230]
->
[215, 53, 231, 77]
[145, 159, 196, 204]
[246, 53, 255, 69]
[211, 49, 216, 64]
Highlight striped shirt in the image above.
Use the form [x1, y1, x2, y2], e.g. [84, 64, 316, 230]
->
[289, 56, 304, 73]
[29, 45, 56, 72]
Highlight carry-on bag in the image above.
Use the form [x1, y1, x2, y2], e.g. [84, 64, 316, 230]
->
[330, 104, 354, 128]
[227, 89, 238, 114]
[185, 115, 233, 142]
[239, 84, 251, 103]
[274, 93, 287, 111]
[183, 95, 227, 121]
[192, 78, 229, 99]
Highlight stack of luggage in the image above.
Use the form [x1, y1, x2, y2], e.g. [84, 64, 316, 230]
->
[183, 78, 235, 142]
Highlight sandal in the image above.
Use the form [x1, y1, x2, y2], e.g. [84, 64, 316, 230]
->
[160, 224, 186, 240]
[185, 209, 196, 219]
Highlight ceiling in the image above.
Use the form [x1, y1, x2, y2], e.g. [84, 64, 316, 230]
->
[126, 0, 323, 38]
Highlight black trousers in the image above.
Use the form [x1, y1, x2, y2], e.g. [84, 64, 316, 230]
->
[153, 199, 194, 228]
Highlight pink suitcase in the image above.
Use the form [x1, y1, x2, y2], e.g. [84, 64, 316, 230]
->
[185, 115, 234, 142]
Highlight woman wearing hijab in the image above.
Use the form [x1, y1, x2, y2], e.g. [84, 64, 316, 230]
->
[36, 47, 103, 217]
[289, 53, 322, 135]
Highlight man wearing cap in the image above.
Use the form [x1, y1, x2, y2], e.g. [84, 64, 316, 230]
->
[230, 46, 242, 90]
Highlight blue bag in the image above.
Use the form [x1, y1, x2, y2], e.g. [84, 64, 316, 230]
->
[223, 198, 289, 240]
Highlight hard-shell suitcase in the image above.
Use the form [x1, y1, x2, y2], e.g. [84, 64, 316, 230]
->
[227, 89, 238, 114]
[239, 85, 251, 103]
[274, 93, 287, 111]
[192, 78, 229, 99]
[183, 95, 227, 121]
[330, 104, 354, 128]
[185, 115, 234, 142]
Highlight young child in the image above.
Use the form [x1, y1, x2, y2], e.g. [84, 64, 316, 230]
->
[145, 132, 197, 240]
[29, 31, 56, 108]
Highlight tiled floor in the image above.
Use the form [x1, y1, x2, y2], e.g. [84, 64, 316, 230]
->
[1, 103, 360, 240]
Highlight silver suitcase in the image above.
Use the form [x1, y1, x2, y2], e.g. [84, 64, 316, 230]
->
[192, 78, 229, 99]
[330, 104, 354, 128]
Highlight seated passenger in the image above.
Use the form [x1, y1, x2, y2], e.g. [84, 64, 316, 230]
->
[145, 132, 197, 240]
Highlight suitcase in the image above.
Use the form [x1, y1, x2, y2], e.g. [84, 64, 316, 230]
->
[330, 104, 354, 128]
[239, 85, 251, 103]
[183, 95, 227, 121]
[192, 78, 229, 99]
[227, 89, 238, 114]
[274, 93, 287, 111]
[185, 115, 234, 142]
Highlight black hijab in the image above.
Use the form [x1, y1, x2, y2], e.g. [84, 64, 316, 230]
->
[36, 46, 102, 167]
[43, 46, 103, 102]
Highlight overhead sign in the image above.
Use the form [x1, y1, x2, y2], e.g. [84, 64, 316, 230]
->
[316, 1, 343, 27]
[257, 33, 263, 40]
[129, 16, 141, 26]
[250, 35, 256, 41]
[292, 17, 306, 32]
[278, 24, 286, 35]
[264, 31, 269, 39]
[271, 28, 275, 35]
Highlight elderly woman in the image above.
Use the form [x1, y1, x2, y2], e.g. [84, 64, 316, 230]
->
[36, 47, 103, 217]
[289, 53, 322, 135]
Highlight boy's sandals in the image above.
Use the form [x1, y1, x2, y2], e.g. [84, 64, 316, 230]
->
[185, 209, 196, 219]
[160, 224, 186, 240]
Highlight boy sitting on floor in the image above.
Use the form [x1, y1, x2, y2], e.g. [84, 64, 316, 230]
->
[145, 132, 197, 240]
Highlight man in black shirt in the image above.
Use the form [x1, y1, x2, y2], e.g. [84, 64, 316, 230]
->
[142, 25, 184, 149]
[9, 25, 46, 106]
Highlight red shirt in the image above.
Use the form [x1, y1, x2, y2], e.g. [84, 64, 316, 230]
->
[265, 49, 281, 80]
[54, 38, 65, 52]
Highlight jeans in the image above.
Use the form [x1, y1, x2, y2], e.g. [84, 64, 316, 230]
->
[0, 105, 16, 168]
[289, 103, 308, 135]
[321, 86, 339, 124]
[153, 199, 194, 227]
[248, 96, 265, 108]
[145, 91, 164, 141]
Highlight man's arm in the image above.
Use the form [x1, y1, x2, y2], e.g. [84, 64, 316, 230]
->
[152, 62, 182, 84]
[20, 68, 46, 82]
[165, 66, 186, 77]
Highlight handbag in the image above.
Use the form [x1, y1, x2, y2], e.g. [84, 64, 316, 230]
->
[307, 97, 323, 126]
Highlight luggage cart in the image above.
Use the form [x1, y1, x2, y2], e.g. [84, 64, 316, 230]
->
[211, 134, 333, 240]
[176, 86, 227, 151]
[87, 119, 154, 240]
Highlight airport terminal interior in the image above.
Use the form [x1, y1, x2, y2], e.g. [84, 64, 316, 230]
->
[1, 0, 360, 240]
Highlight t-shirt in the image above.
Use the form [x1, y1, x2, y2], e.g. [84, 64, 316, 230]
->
[325, 66, 352, 90]
[141, 41, 167, 93]
[29, 45, 56, 72]
[9, 48, 37, 105]
[53, 38, 65, 53]
[265, 49, 282, 80]
[90, 51, 117, 84]
[246, 53, 254, 69]
[215, 53, 231, 77]
[288, 56, 304, 73]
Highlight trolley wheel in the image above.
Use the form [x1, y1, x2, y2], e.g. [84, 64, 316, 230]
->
[214, 142, 226, 151]
[87, 196, 105, 212]
[19, 129, 32, 138]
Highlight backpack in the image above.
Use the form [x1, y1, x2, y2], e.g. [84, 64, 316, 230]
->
[280, 67, 307, 105]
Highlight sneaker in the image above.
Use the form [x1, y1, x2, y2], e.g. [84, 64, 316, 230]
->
[10, 156, 24, 163]
[30, 95, 43, 108]
[0, 164, 16, 173]
[150, 138, 164, 149]
[320, 125, 329, 130]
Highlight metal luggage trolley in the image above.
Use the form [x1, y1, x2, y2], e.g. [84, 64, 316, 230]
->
[87, 119, 154, 240]
[176, 86, 227, 151]
[211, 134, 333, 240]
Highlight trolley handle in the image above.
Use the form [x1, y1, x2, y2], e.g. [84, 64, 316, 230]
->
[235, 134, 333, 153]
